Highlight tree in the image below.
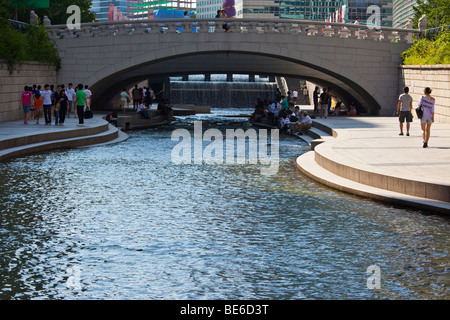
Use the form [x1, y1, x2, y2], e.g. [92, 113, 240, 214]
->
[1, 0, 96, 24]
[413, 0, 450, 29]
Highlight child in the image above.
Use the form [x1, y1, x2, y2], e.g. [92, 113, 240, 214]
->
[34, 92, 43, 125]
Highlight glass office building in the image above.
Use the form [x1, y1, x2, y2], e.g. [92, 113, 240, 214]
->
[197, 0, 223, 18]
[220, 0, 393, 26]
[392, 0, 416, 28]
[91, 0, 128, 21]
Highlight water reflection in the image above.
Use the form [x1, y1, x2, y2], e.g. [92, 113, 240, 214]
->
[0, 110, 448, 300]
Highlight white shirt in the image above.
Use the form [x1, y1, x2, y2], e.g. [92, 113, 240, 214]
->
[292, 90, 298, 98]
[66, 88, 75, 101]
[302, 115, 313, 125]
[84, 89, 92, 99]
[281, 117, 290, 126]
[42, 90, 52, 105]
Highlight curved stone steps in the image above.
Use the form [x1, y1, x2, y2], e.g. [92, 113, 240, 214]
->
[297, 151, 450, 215]
[0, 124, 120, 161]
[296, 118, 450, 213]
[0, 116, 125, 161]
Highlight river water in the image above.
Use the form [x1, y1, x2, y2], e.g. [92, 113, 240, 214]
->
[0, 109, 448, 300]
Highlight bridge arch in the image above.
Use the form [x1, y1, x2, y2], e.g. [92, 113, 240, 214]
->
[48, 19, 413, 115]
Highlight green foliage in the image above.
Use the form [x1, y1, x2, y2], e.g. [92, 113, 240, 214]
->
[15, 0, 96, 25]
[402, 30, 450, 65]
[0, 24, 28, 72]
[413, 0, 450, 29]
[0, 22, 61, 73]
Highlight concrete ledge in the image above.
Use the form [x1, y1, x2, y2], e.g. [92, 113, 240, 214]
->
[0, 126, 119, 161]
[298, 117, 450, 206]
[313, 128, 450, 203]
[0, 116, 123, 161]
[0, 122, 109, 150]
[297, 151, 450, 215]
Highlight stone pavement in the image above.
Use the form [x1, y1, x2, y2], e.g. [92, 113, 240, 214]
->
[297, 116, 450, 214]
[0, 114, 126, 161]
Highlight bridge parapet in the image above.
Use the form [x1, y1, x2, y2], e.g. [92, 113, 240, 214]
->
[46, 18, 417, 44]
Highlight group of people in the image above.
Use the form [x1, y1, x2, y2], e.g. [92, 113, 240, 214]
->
[117, 84, 175, 123]
[20, 83, 92, 126]
[396, 86, 435, 148]
[120, 85, 156, 115]
[312, 86, 357, 118]
[249, 94, 313, 135]
[215, 10, 231, 32]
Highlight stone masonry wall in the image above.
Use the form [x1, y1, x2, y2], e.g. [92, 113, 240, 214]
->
[0, 62, 57, 122]
[399, 65, 450, 124]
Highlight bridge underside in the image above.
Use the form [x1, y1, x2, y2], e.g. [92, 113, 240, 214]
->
[91, 51, 378, 113]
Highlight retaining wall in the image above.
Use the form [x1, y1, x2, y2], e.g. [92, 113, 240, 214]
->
[399, 65, 450, 124]
[0, 62, 57, 122]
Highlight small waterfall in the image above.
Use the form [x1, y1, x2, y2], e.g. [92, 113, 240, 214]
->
[169, 75, 277, 108]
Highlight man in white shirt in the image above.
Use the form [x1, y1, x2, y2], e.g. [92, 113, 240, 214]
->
[84, 85, 92, 110]
[292, 89, 298, 102]
[66, 83, 76, 117]
[297, 111, 313, 134]
[396, 86, 413, 136]
[41, 84, 53, 125]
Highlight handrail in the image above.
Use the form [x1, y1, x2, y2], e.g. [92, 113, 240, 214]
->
[45, 18, 418, 43]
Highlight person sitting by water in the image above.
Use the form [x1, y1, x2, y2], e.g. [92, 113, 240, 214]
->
[250, 100, 266, 123]
[288, 109, 300, 134]
[294, 106, 301, 119]
[278, 113, 290, 132]
[267, 100, 281, 125]
[333, 102, 342, 116]
[137, 103, 150, 119]
[348, 103, 357, 116]
[297, 111, 313, 135]
[106, 110, 118, 127]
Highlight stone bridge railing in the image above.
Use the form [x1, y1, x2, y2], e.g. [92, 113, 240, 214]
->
[46, 18, 418, 43]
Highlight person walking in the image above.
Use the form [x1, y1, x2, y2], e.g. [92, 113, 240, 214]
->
[20, 86, 32, 125]
[313, 86, 319, 115]
[33, 92, 43, 125]
[74, 83, 87, 126]
[132, 84, 140, 111]
[396, 86, 413, 136]
[66, 83, 76, 118]
[41, 84, 53, 125]
[84, 85, 92, 110]
[418, 87, 435, 148]
[120, 89, 129, 113]
[53, 85, 62, 126]
[58, 89, 69, 126]
[319, 88, 329, 118]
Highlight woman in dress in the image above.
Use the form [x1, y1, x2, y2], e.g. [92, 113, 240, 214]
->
[418, 87, 435, 148]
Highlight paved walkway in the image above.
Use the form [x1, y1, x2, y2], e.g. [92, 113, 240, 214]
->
[0, 115, 106, 141]
[0, 115, 126, 160]
[297, 116, 450, 214]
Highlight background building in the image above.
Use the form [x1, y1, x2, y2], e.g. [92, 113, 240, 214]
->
[91, 0, 128, 21]
[206, 0, 393, 26]
[127, 0, 196, 19]
[393, 0, 417, 28]
[197, 0, 223, 18]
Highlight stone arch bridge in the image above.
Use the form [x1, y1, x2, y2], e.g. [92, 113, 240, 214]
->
[46, 18, 416, 115]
